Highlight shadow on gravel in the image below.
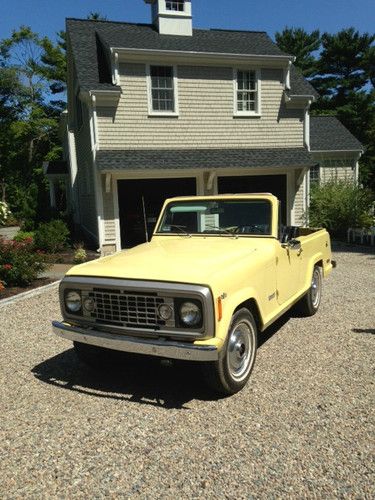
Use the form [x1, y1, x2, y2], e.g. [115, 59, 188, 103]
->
[32, 349, 222, 409]
[352, 328, 375, 335]
[32, 317, 289, 409]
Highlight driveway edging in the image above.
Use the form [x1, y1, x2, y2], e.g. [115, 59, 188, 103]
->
[0, 280, 60, 308]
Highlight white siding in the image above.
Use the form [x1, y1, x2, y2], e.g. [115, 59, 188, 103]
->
[97, 63, 304, 150]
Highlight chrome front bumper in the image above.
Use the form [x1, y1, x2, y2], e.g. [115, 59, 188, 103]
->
[52, 320, 218, 362]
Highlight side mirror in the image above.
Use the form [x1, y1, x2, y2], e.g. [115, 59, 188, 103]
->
[281, 239, 302, 251]
[289, 239, 302, 251]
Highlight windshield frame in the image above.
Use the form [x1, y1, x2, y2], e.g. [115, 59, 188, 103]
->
[154, 198, 275, 238]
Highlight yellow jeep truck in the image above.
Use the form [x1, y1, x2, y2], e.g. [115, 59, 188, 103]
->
[53, 194, 334, 395]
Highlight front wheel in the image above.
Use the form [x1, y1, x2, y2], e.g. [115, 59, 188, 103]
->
[295, 265, 322, 317]
[202, 308, 258, 396]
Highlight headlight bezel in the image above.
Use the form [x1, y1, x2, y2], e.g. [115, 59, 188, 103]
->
[64, 289, 82, 315]
[175, 298, 203, 329]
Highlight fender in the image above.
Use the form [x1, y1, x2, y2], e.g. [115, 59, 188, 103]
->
[214, 286, 264, 342]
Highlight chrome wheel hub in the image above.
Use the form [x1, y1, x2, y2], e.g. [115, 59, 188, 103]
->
[227, 321, 254, 381]
[311, 268, 321, 308]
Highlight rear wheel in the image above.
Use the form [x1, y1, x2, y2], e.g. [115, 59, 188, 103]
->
[202, 308, 258, 395]
[296, 265, 322, 316]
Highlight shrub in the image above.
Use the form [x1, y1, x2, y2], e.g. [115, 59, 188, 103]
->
[0, 236, 50, 286]
[73, 244, 87, 264]
[13, 231, 35, 243]
[34, 219, 70, 253]
[309, 180, 374, 238]
[0, 201, 11, 226]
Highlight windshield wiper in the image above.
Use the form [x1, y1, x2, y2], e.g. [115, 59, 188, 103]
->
[168, 224, 192, 237]
[204, 224, 238, 238]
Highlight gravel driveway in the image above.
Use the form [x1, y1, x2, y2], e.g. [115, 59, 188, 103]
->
[1, 247, 374, 498]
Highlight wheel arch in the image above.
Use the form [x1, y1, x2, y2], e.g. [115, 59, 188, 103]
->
[233, 298, 263, 332]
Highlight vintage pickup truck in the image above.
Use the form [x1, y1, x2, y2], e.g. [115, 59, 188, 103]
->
[53, 194, 334, 395]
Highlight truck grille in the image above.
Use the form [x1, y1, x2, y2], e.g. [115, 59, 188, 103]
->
[85, 288, 168, 329]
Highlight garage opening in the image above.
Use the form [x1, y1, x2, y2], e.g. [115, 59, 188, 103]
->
[118, 177, 196, 248]
[218, 175, 287, 224]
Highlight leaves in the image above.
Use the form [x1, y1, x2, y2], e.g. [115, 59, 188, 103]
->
[275, 27, 321, 77]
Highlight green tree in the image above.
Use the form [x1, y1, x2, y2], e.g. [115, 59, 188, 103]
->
[0, 27, 62, 221]
[275, 27, 321, 77]
[312, 28, 374, 104]
[87, 12, 108, 20]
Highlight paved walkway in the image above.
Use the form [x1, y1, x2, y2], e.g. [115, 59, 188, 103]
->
[42, 264, 73, 281]
[0, 226, 20, 240]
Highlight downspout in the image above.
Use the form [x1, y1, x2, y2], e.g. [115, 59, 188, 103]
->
[89, 94, 105, 252]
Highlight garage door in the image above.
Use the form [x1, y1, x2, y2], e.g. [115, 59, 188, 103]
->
[118, 177, 196, 248]
[218, 175, 287, 224]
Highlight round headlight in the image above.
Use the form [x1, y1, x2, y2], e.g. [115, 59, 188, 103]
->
[65, 290, 82, 313]
[83, 297, 96, 312]
[180, 301, 201, 326]
[158, 304, 173, 321]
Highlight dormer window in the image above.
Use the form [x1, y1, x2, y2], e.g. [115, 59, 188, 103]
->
[166, 1, 185, 11]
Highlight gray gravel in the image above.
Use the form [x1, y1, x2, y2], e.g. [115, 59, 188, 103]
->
[1, 246, 374, 498]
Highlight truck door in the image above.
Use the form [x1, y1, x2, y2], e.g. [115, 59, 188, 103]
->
[275, 241, 302, 305]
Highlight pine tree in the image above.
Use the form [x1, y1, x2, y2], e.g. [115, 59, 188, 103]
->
[275, 27, 320, 77]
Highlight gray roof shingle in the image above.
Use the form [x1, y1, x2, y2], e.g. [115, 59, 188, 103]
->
[96, 148, 316, 171]
[310, 116, 363, 152]
[288, 65, 318, 99]
[66, 19, 314, 97]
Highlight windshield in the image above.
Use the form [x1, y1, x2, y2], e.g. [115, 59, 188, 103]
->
[156, 199, 272, 236]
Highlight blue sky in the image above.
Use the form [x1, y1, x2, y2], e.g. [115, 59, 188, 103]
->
[0, 0, 374, 42]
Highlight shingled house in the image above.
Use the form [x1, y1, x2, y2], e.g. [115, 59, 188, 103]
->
[52, 0, 363, 254]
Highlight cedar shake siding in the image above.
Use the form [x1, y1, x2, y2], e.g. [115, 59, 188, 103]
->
[96, 64, 304, 150]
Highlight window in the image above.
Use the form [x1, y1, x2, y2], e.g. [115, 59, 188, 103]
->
[148, 65, 178, 115]
[166, 1, 185, 11]
[310, 165, 320, 185]
[234, 69, 261, 115]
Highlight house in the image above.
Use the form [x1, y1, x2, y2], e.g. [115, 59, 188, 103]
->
[49, 0, 363, 254]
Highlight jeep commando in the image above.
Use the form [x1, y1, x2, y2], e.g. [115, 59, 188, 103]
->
[53, 194, 334, 395]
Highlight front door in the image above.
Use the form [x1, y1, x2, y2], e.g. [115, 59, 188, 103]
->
[276, 243, 302, 305]
[118, 177, 196, 248]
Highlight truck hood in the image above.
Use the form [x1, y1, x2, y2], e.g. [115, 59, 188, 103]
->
[66, 236, 269, 286]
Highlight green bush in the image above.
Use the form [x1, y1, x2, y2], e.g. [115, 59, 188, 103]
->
[0, 201, 11, 226]
[309, 180, 374, 238]
[0, 236, 50, 286]
[34, 219, 70, 253]
[13, 231, 35, 243]
[73, 245, 87, 264]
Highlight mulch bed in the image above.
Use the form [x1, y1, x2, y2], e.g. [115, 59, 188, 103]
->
[46, 248, 99, 264]
[0, 278, 56, 301]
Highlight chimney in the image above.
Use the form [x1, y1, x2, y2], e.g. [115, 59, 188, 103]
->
[144, 0, 193, 36]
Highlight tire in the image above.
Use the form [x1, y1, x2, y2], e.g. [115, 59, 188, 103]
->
[202, 308, 258, 396]
[73, 341, 117, 369]
[295, 265, 322, 317]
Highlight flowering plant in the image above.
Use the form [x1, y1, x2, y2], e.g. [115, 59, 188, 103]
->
[0, 236, 50, 286]
[0, 201, 10, 226]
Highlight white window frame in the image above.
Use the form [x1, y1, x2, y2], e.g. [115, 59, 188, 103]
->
[233, 68, 261, 117]
[146, 64, 179, 117]
[309, 165, 320, 186]
[165, 0, 185, 12]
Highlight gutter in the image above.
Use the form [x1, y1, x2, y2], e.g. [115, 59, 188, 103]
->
[110, 46, 294, 64]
